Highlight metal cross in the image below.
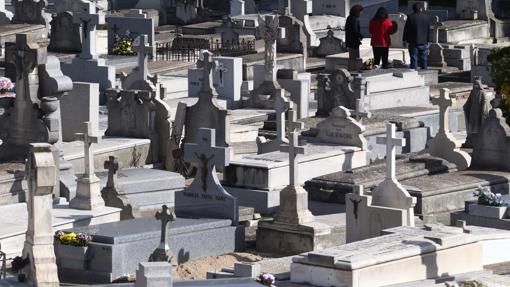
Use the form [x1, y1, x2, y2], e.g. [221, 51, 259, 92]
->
[75, 121, 101, 178]
[376, 123, 406, 180]
[431, 88, 454, 134]
[150, 205, 176, 262]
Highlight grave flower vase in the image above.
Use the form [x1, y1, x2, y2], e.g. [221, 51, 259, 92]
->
[55, 244, 89, 270]
[467, 202, 508, 219]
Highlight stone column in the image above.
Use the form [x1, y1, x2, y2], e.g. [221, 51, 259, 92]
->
[22, 143, 59, 287]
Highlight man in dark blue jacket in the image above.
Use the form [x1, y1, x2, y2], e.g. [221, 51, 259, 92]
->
[345, 5, 364, 71]
[403, 3, 430, 70]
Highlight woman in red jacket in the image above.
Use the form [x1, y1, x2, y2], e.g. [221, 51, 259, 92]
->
[369, 7, 397, 69]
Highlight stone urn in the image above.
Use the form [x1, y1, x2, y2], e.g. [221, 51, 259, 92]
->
[467, 201, 509, 219]
[54, 243, 90, 270]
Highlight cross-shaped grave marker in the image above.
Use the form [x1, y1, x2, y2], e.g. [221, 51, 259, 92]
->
[70, 121, 104, 210]
[150, 205, 176, 262]
[274, 90, 292, 144]
[104, 155, 119, 189]
[432, 16, 442, 44]
[133, 34, 153, 82]
[281, 109, 305, 187]
[376, 123, 406, 180]
[432, 88, 454, 135]
[196, 50, 217, 95]
[259, 15, 284, 83]
[73, 0, 104, 60]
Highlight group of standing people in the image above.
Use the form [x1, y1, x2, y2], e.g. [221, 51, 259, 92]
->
[345, 2, 431, 71]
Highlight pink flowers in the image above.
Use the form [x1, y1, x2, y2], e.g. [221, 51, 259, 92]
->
[257, 273, 275, 286]
[0, 77, 14, 95]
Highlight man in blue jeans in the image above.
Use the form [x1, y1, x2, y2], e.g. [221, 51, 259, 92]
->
[403, 3, 430, 70]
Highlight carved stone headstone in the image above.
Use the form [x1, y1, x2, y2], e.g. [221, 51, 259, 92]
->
[176, 128, 238, 223]
[12, 0, 47, 25]
[0, 33, 52, 162]
[463, 76, 495, 148]
[149, 205, 175, 262]
[315, 29, 346, 57]
[184, 50, 230, 149]
[277, 14, 307, 69]
[256, 89, 292, 154]
[105, 88, 172, 168]
[70, 121, 105, 210]
[72, 0, 102, 60]
[121, 34, 158, 91]
[428, 16, 446, 67]
[389, 13, 407, 48]
[315, 69, 357, 117]
[371, 123, 416, 226]
[22, 143, 59, 287]
[48, 12, 82, 53]
[316, 106, 367, 149]
[426, 88, 471, 170]
[471, 108, 510, 171]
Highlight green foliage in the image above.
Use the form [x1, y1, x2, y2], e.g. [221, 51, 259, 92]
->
[488, 46, 510, 94]
[112, 37, 136, 56]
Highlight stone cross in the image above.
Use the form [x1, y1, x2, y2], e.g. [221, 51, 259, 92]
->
[432, 16, 441, 44]
[134, 34, 153, 82]
[280, 115, 305, 187]
[73, 1, 104, 60]
[259, 15, 281, 83]
[287, 108, 304, 134]
[76, 121, 101, 178]
[376, 123, 406, 180]
[150, 205, 176, 262]
[196, 50, 217, 95]
[274, 90, 292, 144]
[23, 143, 60, 286]
[104, 156, 119, 189]
[184, 128, 230, 193]
[432, 88, 454, 134]
[70, 121, 104, 210]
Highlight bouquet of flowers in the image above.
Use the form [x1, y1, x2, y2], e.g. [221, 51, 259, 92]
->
[54, 230, 92, 247]
[0, 77, 14, 94]
[473, 186, 504, 207]
[112, 37, 136, 56]
[256, 273, 275, 287]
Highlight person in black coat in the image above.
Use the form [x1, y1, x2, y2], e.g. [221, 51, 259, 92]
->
[345, 4, 364, 71]
[403, 2, 431, 70]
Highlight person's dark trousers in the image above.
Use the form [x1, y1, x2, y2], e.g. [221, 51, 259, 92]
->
[409, 44, 428, 70]
[372, 46, 389, 69]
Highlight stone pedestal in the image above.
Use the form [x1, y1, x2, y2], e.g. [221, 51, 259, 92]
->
[274, 185, 313, 225]
[71, 175, 104, 210]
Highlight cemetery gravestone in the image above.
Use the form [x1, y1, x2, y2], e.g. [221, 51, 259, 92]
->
[149, 205, 176, 262]
[428, 16, 446, 67]
[426, 88, 471, 170]
[315, 29, 346, 57]
[316, 106, 367, 149]
[176, 128, 238, 223]
[389, 13, 407, 48]
[107, 10, 155, 56]
[11, 0, 47, 25]
[184, 50, 230, 148]
[230, 0, 244, 16]
[121, 34, 159, 91]
[70, 122, 105, 210]
[277, 14, 308, 67]
[463, 77, 495, 148]
[0, 0, 13, 24]
[135, 262, 172, 287]
[22, 143, 59, 287]
[256, 89, 292, 154]
[48, 11, 81, 53]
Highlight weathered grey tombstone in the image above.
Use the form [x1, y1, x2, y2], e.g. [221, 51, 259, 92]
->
[276, 69, 310, 118]
[256, 109, 333, 254]
[120, 34, 160, 92]
[184, 50, 230, 148]
[0, 0, 13, 24]
[48, 12, 82, 53]
[463, 77, 495, 148]
[315, 29, 346, 57]
[0, 33, 55, 162]
[230, 0, 244, 16]
[288, 0, 317, 46]
[169, 102, 186, 173]
[277, 14, 307, 69]
[389, 13, 407, 48]
[69, 121, 105, 210]
[149, 205, 176, 262]
[371, 123, 416, 226]
[135, 262, 173, 287]
[426, 88, 471, 170]
[428, 16, 446, 67]
[61, 0, 115, 93]
[316, 106, 367, 149]
[471, 108, 510, 171]
[248, 15, 284, 109]
[11, 0, 47, 25]
[315, 69, 356, 117]
[256, 89, 292, 154]
[176, 128, 238, 223]
[22, 143, 59, 287]
[106, 10, 155, 55]
[60, 82, 100, 142]
[105, 88, 172, 169]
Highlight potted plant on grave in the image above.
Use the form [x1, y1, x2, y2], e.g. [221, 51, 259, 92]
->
[256, 273, 276, 287]
[487, 46, 510, 124]
[54, 230, 92, 270]
[469, 186, 507, 219]
[0, 77, 15, 97]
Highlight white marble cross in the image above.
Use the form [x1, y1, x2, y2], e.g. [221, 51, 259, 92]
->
[432, 88, 454, 134]
[196, 50, 217, 94]
[274, 90, 292, 144]
[150, 205, 176, 262]
[134, 34, 153, 82]
[75, 121, 101, 178]
[376, 123, 406, 180]
[73, 1, 104, 60]
[184, 128, 229, 192]
[281, 112, 305, 186]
